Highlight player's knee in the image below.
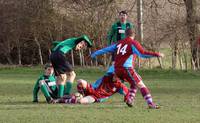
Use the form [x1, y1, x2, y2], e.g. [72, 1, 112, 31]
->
[137, 81, 146, 88]
[58, 74, 67, 84]
[66, 71, 76, 83]
[68, 71, 76, 78]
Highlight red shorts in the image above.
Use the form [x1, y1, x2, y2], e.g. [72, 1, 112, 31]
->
[115, 67, 142, 88]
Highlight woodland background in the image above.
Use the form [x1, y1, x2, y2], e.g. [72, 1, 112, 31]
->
[1, 0, 200, 70]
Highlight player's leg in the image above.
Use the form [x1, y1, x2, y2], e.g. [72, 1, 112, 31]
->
[50, 51, 74, 97]
[54, 95, 95, 104]
[49, 86, 58, 99]
[127, 69, 159, 109]
[112, 73, 129, 96]
[136, 81, 159, 109]
[50, 51, 66, 98]
[57, 74, 67, 98]
[56, 94, 78, 104]
[124, 85, 137, 107]
[79, 96, 95, 104]
[115, 68, 137, 107]
[39, 80, 53, 103]
[65, 71, 76, 95]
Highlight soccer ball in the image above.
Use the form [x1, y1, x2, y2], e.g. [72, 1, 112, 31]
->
[74, 92, 83, 100]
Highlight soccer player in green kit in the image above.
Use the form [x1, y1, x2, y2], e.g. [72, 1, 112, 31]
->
[33, 63, 57, 103]
[107, 10, 134, 62]
[107, 11, 134, 45]
[50, 35, 92, 98]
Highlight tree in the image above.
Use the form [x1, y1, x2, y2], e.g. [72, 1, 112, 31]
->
[184, 0, 200, 70]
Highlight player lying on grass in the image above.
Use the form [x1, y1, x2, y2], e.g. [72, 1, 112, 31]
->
[54, 72, 128, 104]
[33, 63, 57, 103]
[91, 28, 164, 109]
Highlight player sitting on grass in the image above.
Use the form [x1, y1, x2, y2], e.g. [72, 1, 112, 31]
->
[91, 28, 164, 109]
[54, 70, 128, 104]
[33, 63, 57, 103]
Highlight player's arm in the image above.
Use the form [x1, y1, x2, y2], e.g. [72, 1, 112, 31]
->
[91, 44, 117, 58]
[132, 45, 154, 58]
[107, 24, 115, 45]
[131, 41, 162, 58]
[32, 77, 43, 102]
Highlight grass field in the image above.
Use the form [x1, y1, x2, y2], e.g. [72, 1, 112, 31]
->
[0, 66, 200, 123]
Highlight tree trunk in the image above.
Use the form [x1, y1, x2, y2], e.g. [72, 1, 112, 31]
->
[71, 50, 74, 67]
[34, 37, 43, 65]
[6, 40, 13, 64]
[81, 50, 85, 67]
[148, 59, 152, 69]
[17, 39, 22, 65]
[178, 52, 183, 70]
[6, 54, 13, 64]
[137, 0, 143, 68]
[181, 42, 188, 71]
[137, 0, 143, 43]
[172, 46, 178, 69]
[183, 52, 188, 71]
[197, 46, 200, 69]
[79, 50, 84, 66]
[157, 57, 163, 69]
[184, 0, 199, 70]
[89, 48, 93, 66]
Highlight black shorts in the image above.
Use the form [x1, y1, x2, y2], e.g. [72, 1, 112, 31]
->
[46, 85, 58, 99]
[50, 51, 73, 76]
[49, 88, 58, 99]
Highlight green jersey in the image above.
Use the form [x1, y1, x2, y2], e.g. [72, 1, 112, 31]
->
[107, 21, 134, 45]
[33, 74, 56, 101]
[52, 35, 92, 54]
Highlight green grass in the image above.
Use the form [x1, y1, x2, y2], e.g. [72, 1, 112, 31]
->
[139, 48, 192, 69]
[0, 67, 200, 123]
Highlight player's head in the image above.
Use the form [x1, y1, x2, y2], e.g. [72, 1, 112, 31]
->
[119, 10, 128, 23]
[75, 35, 92, 50]
[44, 63, 54, 76]
[125, 28, 135, 38]
[75, 41, 88, 50]
[77, 79, 88, 95]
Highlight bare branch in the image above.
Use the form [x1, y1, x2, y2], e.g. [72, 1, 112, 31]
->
[168, 0, 185, 6]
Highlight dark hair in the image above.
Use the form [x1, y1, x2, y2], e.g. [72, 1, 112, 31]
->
[44, 63, 53, 69]
[125, 28, 135, 37]
[119, 10, 128, 15]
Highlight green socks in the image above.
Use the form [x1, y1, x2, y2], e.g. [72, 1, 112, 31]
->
[58, 85, 64, 98]
[65, 82, 73, 95]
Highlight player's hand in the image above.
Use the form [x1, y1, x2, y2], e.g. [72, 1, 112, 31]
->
[159, 53, 164, 57]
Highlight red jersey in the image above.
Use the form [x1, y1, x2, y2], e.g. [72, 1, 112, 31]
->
[85, 74, 128, 101]
[114, 37, 160, 68]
